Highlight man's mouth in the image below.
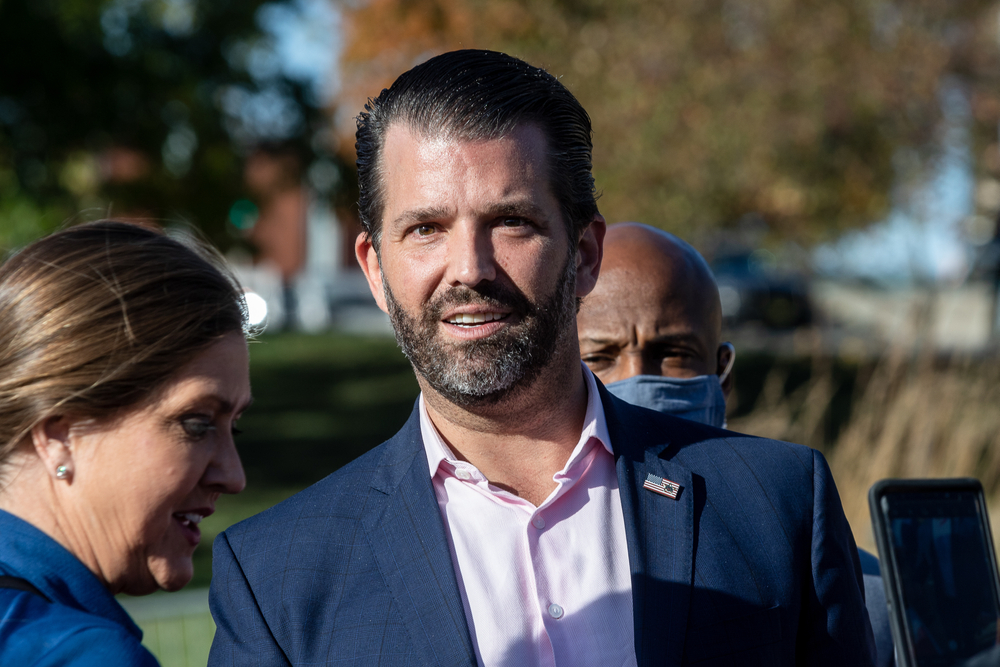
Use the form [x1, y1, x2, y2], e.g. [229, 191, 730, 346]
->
[444, 312, 510, 326]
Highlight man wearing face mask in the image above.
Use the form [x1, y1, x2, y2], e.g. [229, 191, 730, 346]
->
[578, 222, 894, 667]
[577, 223, 734, 426]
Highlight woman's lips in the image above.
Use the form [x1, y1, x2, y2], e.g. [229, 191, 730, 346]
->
[172, 511, 206, 547]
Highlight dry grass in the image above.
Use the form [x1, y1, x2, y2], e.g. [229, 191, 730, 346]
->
[727, 348, 1000, 552]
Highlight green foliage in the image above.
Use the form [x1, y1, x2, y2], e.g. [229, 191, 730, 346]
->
[0, 0, 329, 251]
[341, 0, 1000, 247]
[235, 331, 418, 486]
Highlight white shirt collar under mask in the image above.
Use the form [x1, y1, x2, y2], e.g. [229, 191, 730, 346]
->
[604, 343, 735, 429]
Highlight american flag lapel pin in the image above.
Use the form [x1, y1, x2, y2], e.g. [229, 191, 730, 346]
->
[643, 473, 681, 499]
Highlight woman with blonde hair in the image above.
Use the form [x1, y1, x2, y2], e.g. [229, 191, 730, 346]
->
[0, 221, 251, 665]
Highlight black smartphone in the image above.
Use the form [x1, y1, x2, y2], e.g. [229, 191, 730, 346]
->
[869, 478, 1000, 667]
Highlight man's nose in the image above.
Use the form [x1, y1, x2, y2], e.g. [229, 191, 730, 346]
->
[445, 223, 496, 287]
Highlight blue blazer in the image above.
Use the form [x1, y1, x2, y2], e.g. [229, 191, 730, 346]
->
[209, 387, 875, 666]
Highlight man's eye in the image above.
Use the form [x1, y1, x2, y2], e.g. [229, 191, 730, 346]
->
[582, 354, 614, 370]
[650, 343, 692, 359]
[500, 217, 527, 228]
[414, 224, 435, 237]
[181, 417, 215, 438]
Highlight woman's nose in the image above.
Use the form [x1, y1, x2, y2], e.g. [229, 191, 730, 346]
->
[206, 437, 246, 495]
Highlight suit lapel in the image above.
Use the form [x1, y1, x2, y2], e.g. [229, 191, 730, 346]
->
[602, 385, 695, 667]
[359, 406, 476, 667]
[357, 390, 697, 667]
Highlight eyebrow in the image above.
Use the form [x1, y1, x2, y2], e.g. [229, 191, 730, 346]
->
[648, 333, 702, 346]
[481, 200, 547, 220]
[581, 332, 703, 347]
[203, 394, 254, 415]
[388, 200, 550, 231]
[580, 336, 624, 347]
[389, 206, 452, 231]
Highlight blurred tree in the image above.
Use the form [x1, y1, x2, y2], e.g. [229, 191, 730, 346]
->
[0, 0, 341, 251]
[338, 0, 1000, 248]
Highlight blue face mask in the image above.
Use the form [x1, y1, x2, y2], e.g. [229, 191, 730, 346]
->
[605, 343, 734, 429]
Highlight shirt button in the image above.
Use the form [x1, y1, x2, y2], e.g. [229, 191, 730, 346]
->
[531, 516, 545, 529]
[548, 603, 564, 619]
[455, 469, 472, 480]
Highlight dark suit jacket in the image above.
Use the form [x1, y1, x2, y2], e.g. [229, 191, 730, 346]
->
[858, 548, 895, 667]
[208, 386, 875, 666]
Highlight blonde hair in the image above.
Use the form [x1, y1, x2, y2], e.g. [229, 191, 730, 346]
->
[0, 221, 247, 463]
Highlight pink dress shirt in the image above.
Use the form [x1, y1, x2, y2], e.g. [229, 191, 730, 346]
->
[420, 365, 637, 667]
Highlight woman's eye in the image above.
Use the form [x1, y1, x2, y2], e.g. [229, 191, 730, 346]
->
[181, 417, 215, 438]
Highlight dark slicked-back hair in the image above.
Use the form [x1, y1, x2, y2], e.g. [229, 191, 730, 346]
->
[356, 49, 599, 250]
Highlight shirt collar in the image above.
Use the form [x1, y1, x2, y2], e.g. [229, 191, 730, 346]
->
[421, 362, 613, 479]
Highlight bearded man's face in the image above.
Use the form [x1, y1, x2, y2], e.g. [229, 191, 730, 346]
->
[359, 124, 585, 407]
[384, 251, 577, 407]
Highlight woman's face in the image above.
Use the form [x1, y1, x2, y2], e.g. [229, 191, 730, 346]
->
[66, 332, 250, 595]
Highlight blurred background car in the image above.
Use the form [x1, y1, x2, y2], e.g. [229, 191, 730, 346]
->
[713, 249, 813, 329]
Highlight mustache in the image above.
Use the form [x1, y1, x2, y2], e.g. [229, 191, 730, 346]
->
[425, 282, 535, 321]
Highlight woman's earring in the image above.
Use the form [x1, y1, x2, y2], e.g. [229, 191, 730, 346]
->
[55, 465, 71, 480]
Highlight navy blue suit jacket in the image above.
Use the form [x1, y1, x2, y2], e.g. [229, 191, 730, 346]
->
[209, 387, 875, 666]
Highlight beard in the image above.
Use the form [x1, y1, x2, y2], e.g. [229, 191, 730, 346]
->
[383, 252, 577, 408]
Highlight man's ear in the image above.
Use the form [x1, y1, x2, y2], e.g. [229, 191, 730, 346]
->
[30, 416, 74, 482]
[716, 342, 736, 399]
[574, 214, 606, 298]
[355, 231, 389, 314]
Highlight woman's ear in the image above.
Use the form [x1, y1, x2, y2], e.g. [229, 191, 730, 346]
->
[31, 416, 75, 482]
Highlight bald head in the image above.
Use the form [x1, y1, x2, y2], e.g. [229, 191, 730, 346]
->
[579, 223, 732, 393]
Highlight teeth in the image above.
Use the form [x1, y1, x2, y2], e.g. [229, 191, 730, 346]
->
[447, 312, 505, 325]
[176, 512, 203, 525]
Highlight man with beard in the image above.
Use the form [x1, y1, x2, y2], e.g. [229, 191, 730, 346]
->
[208, 50, 876, 667]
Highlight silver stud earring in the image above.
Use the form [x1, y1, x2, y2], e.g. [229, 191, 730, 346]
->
[55, 465, 70, 480]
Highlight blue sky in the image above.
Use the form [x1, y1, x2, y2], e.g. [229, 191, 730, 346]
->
[257, 0, 342, 106]
[813, 83, 977, 285]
